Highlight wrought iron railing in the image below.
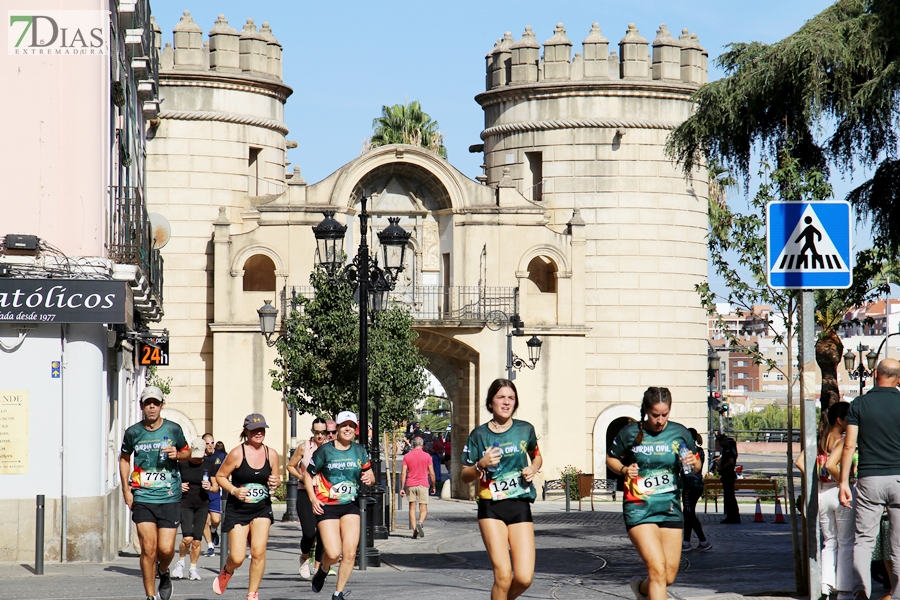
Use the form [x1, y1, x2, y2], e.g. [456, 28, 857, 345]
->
[281, 285, 517, 324]
[107, 185, 164, 303]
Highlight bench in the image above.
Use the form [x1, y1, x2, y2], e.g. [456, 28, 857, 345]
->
[703, 477, 785, 513]
[542, 474, 616, 508]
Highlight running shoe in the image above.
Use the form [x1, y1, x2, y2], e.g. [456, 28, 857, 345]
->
[247, 593, 259, 600]
[328, 564, 337, 576]
[332, 592, 347, 600]
[213, 568, 232, 595]
[681, 541, 692, 552]
[171, 560, 185, 579]
[299, 558, 312, 580]
[158, 565, 173, 600]
[698, 541, 713, 552]
[189, 567, 201, 581]
[203, 547, 215, 557]
[212, 530, 220, 546]
[311, 567, 327, 593]
[630, 575, 648, 600]
[417, 523, 425, 538]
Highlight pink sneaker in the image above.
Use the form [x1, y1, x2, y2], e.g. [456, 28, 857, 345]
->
[247, 593, 259, 600]
[213, 568, 232, 595]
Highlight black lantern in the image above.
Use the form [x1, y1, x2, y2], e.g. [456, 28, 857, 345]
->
[866, 349, 878, 371]
[257, 300, 278, 346]
[708, 348, 719, 372]
[526, 334, 542, 364]
[312, 211, 347, 272]
[376, 217, 411, 280]
[843, 349, 855, 372]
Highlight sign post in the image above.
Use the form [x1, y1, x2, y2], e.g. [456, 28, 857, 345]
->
[767, 200, 852, 595]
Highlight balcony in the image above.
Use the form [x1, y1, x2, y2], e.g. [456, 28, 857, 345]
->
[108, 186, 164, 321]
[281, 285, 517, 326]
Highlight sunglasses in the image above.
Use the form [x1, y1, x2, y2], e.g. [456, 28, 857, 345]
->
[313, 430, 327, 435]
[326, 430, 337, 435]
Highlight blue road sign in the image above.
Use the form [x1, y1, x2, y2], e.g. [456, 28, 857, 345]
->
[51, 360, 61, 379]
[767, 201, 852, 289]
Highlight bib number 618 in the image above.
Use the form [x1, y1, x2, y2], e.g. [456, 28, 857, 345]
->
[643, 474, 671, 489]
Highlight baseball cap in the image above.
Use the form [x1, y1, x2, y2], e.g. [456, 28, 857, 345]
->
[190, 437, 206, 458]
[140, 386, 164, 404]
[336, 411, 358, 426]
[243, 413, 269, 430]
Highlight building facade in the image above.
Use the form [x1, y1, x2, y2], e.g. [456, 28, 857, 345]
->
[0, 0, 164, 561]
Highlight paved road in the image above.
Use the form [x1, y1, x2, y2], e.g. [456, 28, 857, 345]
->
[0, 499, 802, 600]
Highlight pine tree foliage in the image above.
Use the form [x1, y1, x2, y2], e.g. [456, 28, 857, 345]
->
[667, 0, 900, 249]
[366, 100, 447, 158]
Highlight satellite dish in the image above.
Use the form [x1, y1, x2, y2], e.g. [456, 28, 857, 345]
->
[148, 213, 171, 249]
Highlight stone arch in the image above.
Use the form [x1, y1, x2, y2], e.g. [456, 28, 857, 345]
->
[591, 403, 640, 476]
[231, 244, 286, 278]
[517, 244, 570, 276]
[329, 144, 470, 212]
[242, 254, 277, 291]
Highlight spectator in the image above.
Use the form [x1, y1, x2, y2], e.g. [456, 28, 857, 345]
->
[400, 437, 435, 538]
[716, 434, 740, 524]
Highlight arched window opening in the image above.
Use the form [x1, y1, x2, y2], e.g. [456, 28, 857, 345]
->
[527, 256, 557, 293]
[243, 254, 276, 291]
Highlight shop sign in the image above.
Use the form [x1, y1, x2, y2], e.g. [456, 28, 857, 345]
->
[0, 279, 132, 324]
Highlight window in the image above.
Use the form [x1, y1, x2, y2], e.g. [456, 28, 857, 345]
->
[776, 349, 783, 356]
[527, 256, 557, 293]
[734, 373, 748, 379]
[525, 151, 542, 201]
[776, 373, 784, 381]
[243, 254, 276, 291]
[248, 146, 262, 195]
[733, 360, 748, 367]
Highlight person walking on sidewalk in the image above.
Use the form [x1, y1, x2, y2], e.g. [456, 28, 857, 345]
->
[461, 378, 542, 600]
[716, 434, 741, 524]
[304, 411, 375, 600]
[213, 414, 281, 600]
[681, 429, 711, 553]
[119, 385, 191, 600]
[400, 436, 436, 538]
[172, 437, 220, 581]
[839, 359, 900, 600]
[286, 417, 328, 579]
[606, 387, 698, 600]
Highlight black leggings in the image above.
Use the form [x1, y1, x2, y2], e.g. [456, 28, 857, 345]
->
[297, 490, 324, 562]
[682, 487, 706, 543]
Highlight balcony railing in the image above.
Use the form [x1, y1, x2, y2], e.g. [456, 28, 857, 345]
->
[108, 186, 164, 304]
[281, 285, 517, 325]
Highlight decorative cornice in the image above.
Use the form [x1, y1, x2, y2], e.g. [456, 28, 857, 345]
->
[159, 72, 292, 102]
[158, 110, 289, 135]
[475, 80, 696, 108]
[481, 118, 678, 140]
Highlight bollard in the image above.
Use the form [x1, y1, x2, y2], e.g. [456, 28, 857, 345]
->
[564, 478, 571, 513]
[219, 491, 228, 572]
[35, 495, 45, 575]
[358, 495, 368, 571]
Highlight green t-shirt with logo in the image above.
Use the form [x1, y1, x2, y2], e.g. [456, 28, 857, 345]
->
[121, 419, 188, 504]
[306, 441, 372, 505]
[462, 420, 539, 502]
[608, 421, 695, 527]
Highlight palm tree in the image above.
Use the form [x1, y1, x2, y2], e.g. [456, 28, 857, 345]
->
[367, 101, 447, 158]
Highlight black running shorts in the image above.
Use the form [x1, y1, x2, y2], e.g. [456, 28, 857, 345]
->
[477, 498, 533, 525]
[131, 501, 181, 529]
[316, 502, 361, 522]
[181, 505, 209, 539]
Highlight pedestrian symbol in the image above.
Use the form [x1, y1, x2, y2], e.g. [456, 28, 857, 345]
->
[767, 201, 852, 289]
[51, 361, 60, 379]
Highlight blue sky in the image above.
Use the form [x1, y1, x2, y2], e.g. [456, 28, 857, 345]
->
[151, 1, 870, 297]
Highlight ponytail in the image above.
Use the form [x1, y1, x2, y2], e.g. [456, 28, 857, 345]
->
[634, 406, 646, 446]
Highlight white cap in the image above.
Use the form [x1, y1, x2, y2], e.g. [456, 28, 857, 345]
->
[336, 411, 358, 426]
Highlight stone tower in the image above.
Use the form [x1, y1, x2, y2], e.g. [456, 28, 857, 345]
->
[476, 22, 710, 469]
[146, 11, 292, 439]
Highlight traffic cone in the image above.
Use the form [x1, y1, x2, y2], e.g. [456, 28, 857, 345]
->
[774, 498, 787, 524]
[753, 499, 765, 523]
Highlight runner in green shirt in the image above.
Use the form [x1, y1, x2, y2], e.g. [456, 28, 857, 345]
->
[607, 387, 698, 600]
[461, 378, 542, 600]
[119, 386, 190, 600]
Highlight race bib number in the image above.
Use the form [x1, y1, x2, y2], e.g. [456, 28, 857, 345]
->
[329, 480, 358, 501]
[636, 469, 676, 496]
[488, 470, 525, 500]
[137, 470, 170, 488]
[244, 483, 269, 504]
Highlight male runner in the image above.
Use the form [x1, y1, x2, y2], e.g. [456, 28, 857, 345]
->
[120, 386, 190, 600]
[202, 433, 227, 556]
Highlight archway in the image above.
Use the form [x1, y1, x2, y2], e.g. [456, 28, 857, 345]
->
[606, 416, 636, 490]
[591, 403, 640, 482]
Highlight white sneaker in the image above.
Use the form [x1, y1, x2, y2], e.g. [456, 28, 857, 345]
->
[682, 541, 692, 552]
[299, 559, 311, 580]
[171, 560, 184, 579]
[630, 575, 648, 600]
[188, 567, 201, 581]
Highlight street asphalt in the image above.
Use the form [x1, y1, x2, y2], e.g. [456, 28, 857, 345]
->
[0, 497, 810, 600]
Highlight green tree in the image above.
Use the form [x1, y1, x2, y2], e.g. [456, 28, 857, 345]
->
[366, 100, 447, 158]
[666, 0, 900, 250]
[417, 394, 451, 433]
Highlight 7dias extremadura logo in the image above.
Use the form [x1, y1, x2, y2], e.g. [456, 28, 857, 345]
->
[8, 10, 108, 56]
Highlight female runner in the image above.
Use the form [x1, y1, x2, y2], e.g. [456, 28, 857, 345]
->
[461, 378, 542, 600]
[606, 387, 698, 600]
[304, 411, 375, 600]
[287, 417, 328, 579]
[213, 414, 280, 600]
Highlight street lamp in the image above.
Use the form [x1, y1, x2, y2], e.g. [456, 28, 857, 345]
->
[313, 197, 410, 567]
[256, 299, 299, 522]
[844, 344, 878, 396]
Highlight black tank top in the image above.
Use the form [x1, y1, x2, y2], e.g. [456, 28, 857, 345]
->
[226, 444, 272, 513]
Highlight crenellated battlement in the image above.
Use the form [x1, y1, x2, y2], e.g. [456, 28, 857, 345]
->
[484, 22, 707, 90]
[151, 11, 283, 81]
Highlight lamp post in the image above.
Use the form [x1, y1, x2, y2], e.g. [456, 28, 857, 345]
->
[505, 316, 542, 380]
[844, 344, 879, 396]
[256, 299, 299, 522]
[312, 199, 410, 567]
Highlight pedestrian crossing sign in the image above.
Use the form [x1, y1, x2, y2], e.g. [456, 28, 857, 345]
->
[767, 201, 852, 289]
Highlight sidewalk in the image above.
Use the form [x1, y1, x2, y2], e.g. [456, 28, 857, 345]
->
[0, 498, 802, 600]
